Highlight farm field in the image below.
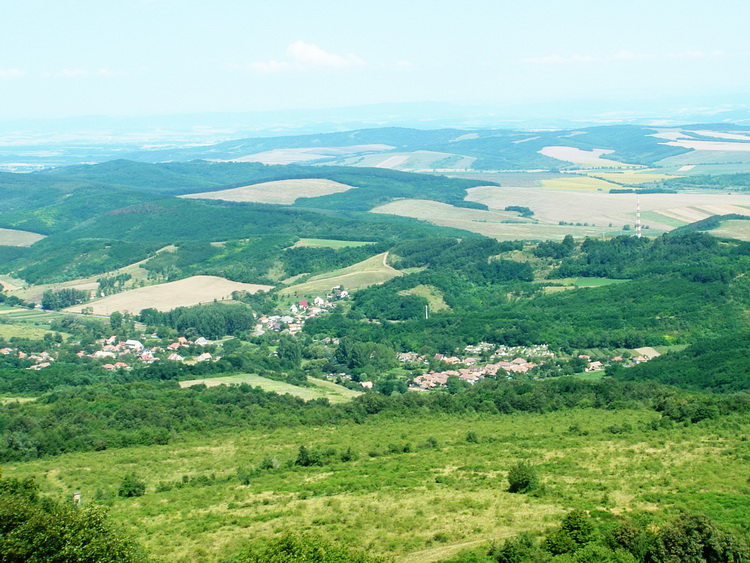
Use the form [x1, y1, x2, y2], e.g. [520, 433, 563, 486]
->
[65, 275, 273, 315]
[465, 186, 750, 232]
[586, 170, 679, 185]
[4, 408, 748, 562]
[0, 305, 69, 329]
[280, 252, 400, 298]
[0, 227, 45, 247]
[538, 146, 631, 168]
[292, 238, 374, 248]
[334, 150, 476, 171]
[180, 178, 355, 205]
[371, 199, 619, 240]
[179, 374, 361, 404]
[8, 246, 174, 304]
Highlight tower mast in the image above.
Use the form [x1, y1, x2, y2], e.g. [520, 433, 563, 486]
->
[635, 195, 642, 238]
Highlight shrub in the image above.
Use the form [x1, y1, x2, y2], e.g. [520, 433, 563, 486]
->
[118, 472, 146, 498]
[507, 461, 539, 493]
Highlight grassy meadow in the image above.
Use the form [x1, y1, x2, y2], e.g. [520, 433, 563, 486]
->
[3, 407, 748, 562]
[280, 252, 401, 298]
[178, 373, 361, 404]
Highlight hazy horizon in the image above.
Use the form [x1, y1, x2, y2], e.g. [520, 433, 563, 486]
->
[2, 0, 749, 123]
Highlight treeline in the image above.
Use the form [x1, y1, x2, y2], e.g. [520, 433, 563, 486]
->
[138, 303, 255, 339]
[3, 375, 749, 463]
[390, 237, 523, 271]
[456, 510, 749, 563]
[40, 288, 90, 310]
[613, 331, 750, 393]
[551, 231, 748, 281]
[660, 172, 750, 191]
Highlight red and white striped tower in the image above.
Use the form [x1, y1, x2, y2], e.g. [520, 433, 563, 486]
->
[635, 195, 642, 238]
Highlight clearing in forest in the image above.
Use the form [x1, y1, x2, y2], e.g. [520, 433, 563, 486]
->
[67, 275, 273, 315]
[292, 238, 374, 248]
[280, 252, 400, 297]
[178, 374, 361, 404]
[180, 178, 355, 205]
[0, 227, 45, 247]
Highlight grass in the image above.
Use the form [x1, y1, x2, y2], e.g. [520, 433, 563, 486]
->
[280, 252, 401, 298]
[706, 219, 750, 241]
[178, 373, 361, 404]
[398, 284, 450, 312]
[0, 322, 62, 340]
[573, 277, 629, 288]
[0, 396, 36, 405]
[4, 408, 749, 562]
[293, 238, 375, 248]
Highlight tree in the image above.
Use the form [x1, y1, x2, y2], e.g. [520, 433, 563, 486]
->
[118, 472, 146, 498]
[507, 461, 539, 493]
[110, 311, 124, 331]
[0, 471, 146, 561]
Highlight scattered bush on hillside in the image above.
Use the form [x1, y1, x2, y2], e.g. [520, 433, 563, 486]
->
[507, 461, 539, 493]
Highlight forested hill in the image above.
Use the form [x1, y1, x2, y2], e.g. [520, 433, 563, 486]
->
[118, 124, 691, 169]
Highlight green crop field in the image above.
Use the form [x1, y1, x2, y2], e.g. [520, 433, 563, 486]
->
[178, 373, 361, 404]
[4, 407, 748, 562]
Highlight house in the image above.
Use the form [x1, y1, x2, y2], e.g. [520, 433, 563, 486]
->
[195, 352, 212, 362]
[194, 337, 210, 347]
[125, 339, 144, 351]
[0, 348, 13, 355]
[313, 296, 326, 306]
[167, 342, 181, 351]
[167, 353, 184, 361]
[178, 336, 190, 346]
[587, 361, 604, 371]
[298, 300, 309, 309]
[113, 361, 130, 369]
[360, 381, 373, 389]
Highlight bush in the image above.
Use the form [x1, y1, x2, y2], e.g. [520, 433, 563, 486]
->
[229, 531, 387, 562]
[507, 461, 539, 493]
[118, 472, 146, 498]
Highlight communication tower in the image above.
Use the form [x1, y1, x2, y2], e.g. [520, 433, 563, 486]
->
[635, 195, 642, 238]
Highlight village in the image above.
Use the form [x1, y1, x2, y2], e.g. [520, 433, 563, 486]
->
[1, 285, 660, 390]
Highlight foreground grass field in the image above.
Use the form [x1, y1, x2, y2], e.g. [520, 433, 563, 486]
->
[178, 373, 361, 404]
[3, 407, 748, 562]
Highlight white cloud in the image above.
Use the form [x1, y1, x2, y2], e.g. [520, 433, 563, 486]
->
[0, 69, 26, 79]
[243, 41, 366, 73]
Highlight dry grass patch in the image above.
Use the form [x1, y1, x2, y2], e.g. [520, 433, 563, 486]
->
[181, 178, 355, 205]
[0, 227, 45, 247]
[707, 219, 750, 241]
[399, 284, 450, 312]
[68, 275, 273, 315]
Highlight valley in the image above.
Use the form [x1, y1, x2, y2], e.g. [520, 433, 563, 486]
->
[2, 123, 750, 562]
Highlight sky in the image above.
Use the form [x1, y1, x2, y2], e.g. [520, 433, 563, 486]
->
[1, 0, 749, 120]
